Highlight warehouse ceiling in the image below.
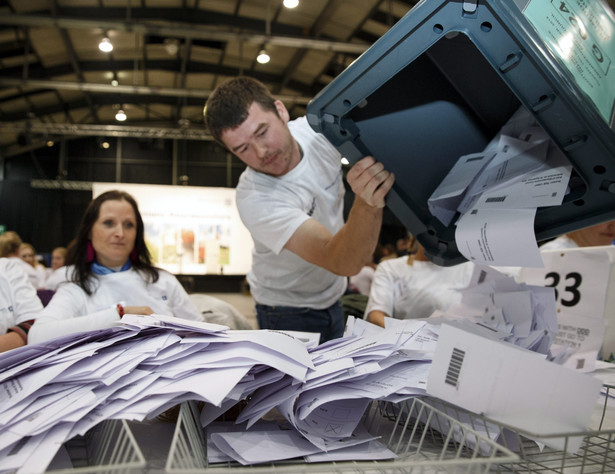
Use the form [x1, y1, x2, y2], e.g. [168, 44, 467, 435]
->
[1, 0, 614, 160]
[0, 0, 419, 158]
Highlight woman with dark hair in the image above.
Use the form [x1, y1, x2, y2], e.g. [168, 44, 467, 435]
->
[28, 190, 202, 344]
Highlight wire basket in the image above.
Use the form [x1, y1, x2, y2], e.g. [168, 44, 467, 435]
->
[426, 398, 615, 474]
[47, 419, 146, 473]
[165, 397, 519, 473]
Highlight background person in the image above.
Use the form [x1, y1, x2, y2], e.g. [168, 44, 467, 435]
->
[0, 257, 43, 352]
[0, 231, 43, 289]
[540, 220, 615, 250]
[43, 246, 70, 291]
[19, 242, 47, 288]
[28, 190, 203, 345]
[365, 235, 475, 327]
[204, 76, 395, 343]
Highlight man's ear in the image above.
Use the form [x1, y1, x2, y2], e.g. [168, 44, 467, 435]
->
[274, 100, 290, 123]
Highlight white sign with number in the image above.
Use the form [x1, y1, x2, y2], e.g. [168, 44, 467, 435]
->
[519, 245, 615, 358]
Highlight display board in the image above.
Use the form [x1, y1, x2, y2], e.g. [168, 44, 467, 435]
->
[93, 183, 252, 275]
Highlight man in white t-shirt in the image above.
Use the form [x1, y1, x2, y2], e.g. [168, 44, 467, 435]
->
[204, 77, 395, 343]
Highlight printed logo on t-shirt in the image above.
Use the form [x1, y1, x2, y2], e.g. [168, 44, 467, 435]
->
[307, 197, 316, 216]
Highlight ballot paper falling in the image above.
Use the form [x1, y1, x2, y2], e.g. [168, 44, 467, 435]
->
[428, 107, 572, 268]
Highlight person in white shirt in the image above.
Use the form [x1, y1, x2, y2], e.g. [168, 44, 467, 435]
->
[0, 258, 43, 352]
[19, 242, 47, 288]
[204, 77, 395, 343]
[0, 231, 43, 289]
[365, 236, 475, 327]
[43, 246, 70, 291]
[540, 220, 615, 251]
[28, 190, 202, 345]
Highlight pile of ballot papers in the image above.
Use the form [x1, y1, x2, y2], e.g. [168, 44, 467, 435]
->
[0, 267, 605, 470]
[428, 107, 572, 268]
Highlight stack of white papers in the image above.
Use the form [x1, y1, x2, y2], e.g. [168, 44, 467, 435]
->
[428, 107, 572, 268]
[0, 316, 315, 472]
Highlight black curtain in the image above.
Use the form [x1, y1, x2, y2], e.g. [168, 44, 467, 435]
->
[0, 181, 91, 254]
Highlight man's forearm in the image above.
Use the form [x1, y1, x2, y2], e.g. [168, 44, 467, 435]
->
[326, 197, 383, 276]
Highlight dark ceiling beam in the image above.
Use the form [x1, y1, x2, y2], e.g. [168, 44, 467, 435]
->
[0, 78, 313, 104]
[0, 12, 369, 54]
[0, 122, 214, 141]
[50, 0, 101, 124]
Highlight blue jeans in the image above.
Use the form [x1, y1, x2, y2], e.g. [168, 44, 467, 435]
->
[255, 300, 344, 344]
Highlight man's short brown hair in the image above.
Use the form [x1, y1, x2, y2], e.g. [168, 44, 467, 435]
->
[204, 76, 279, 146]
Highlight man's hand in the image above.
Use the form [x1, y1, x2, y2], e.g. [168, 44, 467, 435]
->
[346, 156, 395, 208]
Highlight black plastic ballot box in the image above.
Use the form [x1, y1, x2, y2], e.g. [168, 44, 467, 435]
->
[306, 0, 615, 266]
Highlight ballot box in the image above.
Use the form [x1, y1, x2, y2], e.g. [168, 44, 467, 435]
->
[306, 0, 615, 266]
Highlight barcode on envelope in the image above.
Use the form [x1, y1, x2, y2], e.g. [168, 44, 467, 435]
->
[485, 196, 506, 203]
[445, 348, 465, 387]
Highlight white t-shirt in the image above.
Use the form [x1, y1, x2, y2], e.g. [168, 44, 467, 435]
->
[539, 235, 579, 251]
[365, 256, 475, 320]
[236, 116, 347, 308]
[42, 265, 71, 291]
[349, 265, 376, 295]
[8, 256, 44, 289]
[28, 268, 201, 344]
[0, 258, 44, 334]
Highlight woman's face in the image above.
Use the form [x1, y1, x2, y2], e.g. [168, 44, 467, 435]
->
[19, 246, 36, 267]
[90, 199, 137, 268]
[51, 250, 65, 270]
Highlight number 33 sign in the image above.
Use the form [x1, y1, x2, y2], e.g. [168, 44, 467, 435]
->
[521, 246, 613, 317]
[519, 245, 615, 357]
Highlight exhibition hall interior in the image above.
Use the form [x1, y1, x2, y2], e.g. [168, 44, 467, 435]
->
[0, 0, 420, 300]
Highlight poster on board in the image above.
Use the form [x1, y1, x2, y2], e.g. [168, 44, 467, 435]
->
[92, 183, 253, 275]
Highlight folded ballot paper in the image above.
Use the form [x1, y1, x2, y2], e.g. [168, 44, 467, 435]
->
[428, 108, 572, 268]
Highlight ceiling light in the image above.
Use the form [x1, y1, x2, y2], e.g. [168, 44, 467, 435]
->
[46, 140, 55, 147]
[99, 36, 113, 53]
[283, 0, 299, 8]
[164, 38, 180, 56]
[257, 49, 270, 64]
[115, 109, 127, 121]
[111, 79, 119, 86]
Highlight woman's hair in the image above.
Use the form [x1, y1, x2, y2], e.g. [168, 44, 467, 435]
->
[67, 190, 159, 295]
[204, 76, 279, 145]
[0, 231, 23, 257]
